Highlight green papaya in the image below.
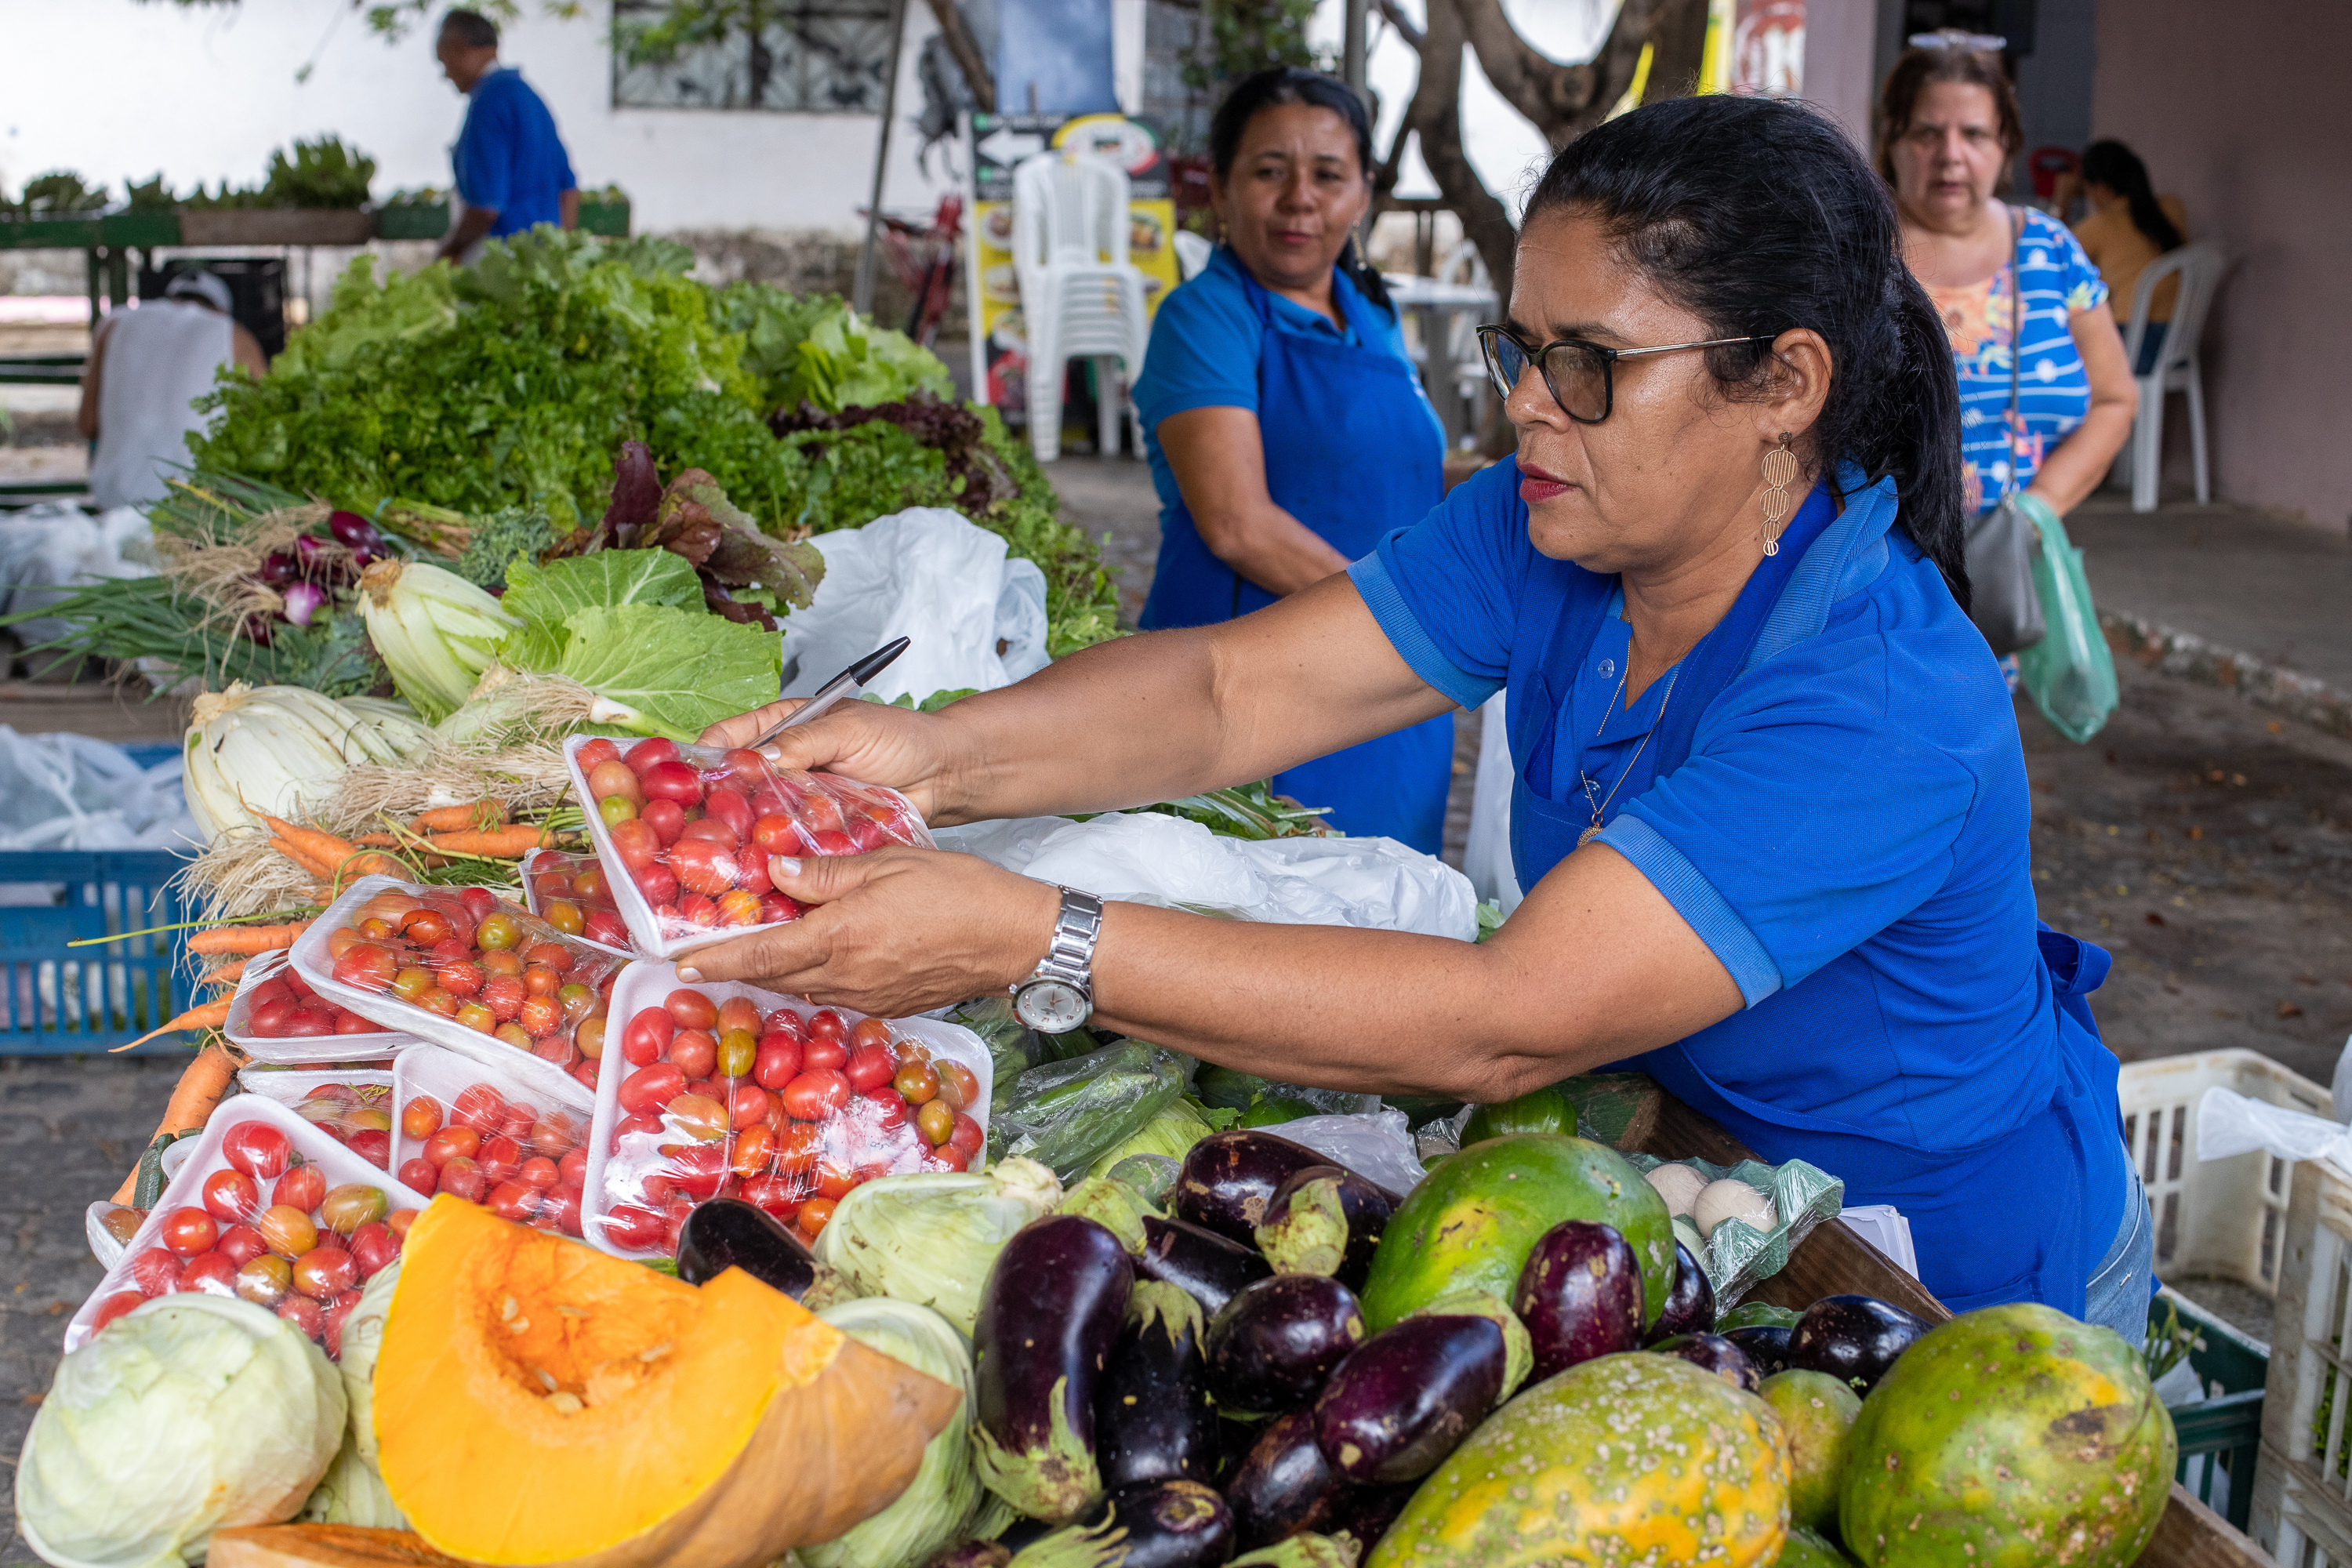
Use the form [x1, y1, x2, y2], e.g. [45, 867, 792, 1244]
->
[1759, 1369, 1861, 1532]
[1356, 1133, 1675, 1330]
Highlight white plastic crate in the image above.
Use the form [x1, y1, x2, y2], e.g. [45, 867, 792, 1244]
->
[2256, 1155, 2352, 1566]
[2120, 1047, 2330, 1297]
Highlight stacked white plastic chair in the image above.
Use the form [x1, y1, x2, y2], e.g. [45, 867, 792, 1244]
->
[2116, 240, 2225, 513]
[1011, 149, 1152, 463]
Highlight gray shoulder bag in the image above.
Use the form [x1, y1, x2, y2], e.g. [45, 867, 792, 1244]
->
[1962, 209, 2048, 655]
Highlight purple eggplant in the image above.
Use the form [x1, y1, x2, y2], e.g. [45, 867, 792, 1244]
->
[1513, 1219, 1644, 1381]
[1723, 1323, 1795, 1377]
[674, 1198, 817, 1298]
[1311, 1314, 1505, 1484]
[1091, 1479, 1237, 1568]
[1097, 1282, 1220, 1490]
[1642, 1240, 1715, 1343]
[1225, 1410, 1351, 1550]
[1205, 1275, 1366, 1416]
[1141, 1214, 1273, 1317]
[1254, 1166, 1395, 1291]
[1329, 1483, 1416, 1558]
[1177, 1131, 1346, 1246]
[972, 1214, 1134, 1522]
[1788, 1294, 1929, 1393]
[1647, 1331, 1761, 1392]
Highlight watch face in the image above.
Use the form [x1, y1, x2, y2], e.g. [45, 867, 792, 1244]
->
[1014, 978, 1089, 1034]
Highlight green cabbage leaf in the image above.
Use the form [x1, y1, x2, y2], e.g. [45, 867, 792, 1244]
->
[804, 1298, 981, 1568]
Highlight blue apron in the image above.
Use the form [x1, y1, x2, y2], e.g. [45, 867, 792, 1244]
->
[1503, 478, 2123, 1315]
[1139, 267, 1454, 852]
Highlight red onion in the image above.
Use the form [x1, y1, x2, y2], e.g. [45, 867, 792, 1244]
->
[281, 581, 328, 627]
[241, 614, 275, 647]
[328, 510, 387, 554]
[259, 550, 299, 587]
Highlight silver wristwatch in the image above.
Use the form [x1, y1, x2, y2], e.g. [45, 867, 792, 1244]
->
[1011, 886, 1103, 1033]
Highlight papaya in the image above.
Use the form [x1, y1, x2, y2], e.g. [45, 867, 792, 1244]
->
[1357, 1134, 1675, 1330]
[1366, 1352, 1787, 1568]
[1776, 1526, 1860, 1567]
[1457, 1084, 1577, 1146]
[1839, 1302, 2174, 1568]
[1759, 1370, 1862, 1533]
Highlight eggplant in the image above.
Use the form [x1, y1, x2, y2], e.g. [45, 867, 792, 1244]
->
[1327, 1483, 1416, 1559]
[1097, 1282, 1221, 1490]
[1224, 1409, 1352, 1550]
[1647, 1330, 1761, 1391]
[1205, 1274, 1367, 1416]
[1723, 1323, 1795, 1377]
[972, 1214, 1135, 1522]
[1141, 1214, 1275, 1318]
[1642, 1240, 1716, 1342]
[1215, 1415, 1267, 1486]
[1091, 1479, 1239, 1568]
[673, 1198, 818, 1298]
[1177, 1131, 1347, 1245]
[1513, 1219, 1644, 1381]
[1311, 1314, 1505, 1484]
[1253, 1165, 1395, 1290]
[1788, 1294, 1929, 1393]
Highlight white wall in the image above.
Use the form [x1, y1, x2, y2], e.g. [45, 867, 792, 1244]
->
[0, 0, 959, 236]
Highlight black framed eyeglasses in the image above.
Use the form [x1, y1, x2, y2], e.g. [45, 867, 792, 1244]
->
[1475, 325, 1779, 424]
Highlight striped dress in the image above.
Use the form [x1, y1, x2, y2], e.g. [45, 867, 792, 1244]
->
[1924, 205, 2110, 515]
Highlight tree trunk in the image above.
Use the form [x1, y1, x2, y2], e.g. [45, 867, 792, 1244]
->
[1640, 0, 1711, 103]
[1406, 0, 1520, 308]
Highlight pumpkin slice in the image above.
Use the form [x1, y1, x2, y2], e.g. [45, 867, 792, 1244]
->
[209, 1525, 471, 1568]
[374, 1196, 960, 1568]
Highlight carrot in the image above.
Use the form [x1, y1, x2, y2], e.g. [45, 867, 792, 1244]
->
[353, 832, 402, 848]
[412, 800, 509, 833]
[109, 996, 233, 1055]
[425, 825, 549, 858]
[187, 920, 310, 956]
[257, 813, 402, 881]
[110, 1042, 238, 1203]
[198, 957, 249, 989]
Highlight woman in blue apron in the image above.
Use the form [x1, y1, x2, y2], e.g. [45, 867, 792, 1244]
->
[1131, 67, 1453, 851]
[688, 96, 2148, 1338]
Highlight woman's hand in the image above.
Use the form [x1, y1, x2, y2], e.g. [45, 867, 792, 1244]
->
[699, 699, 968, 822]
[673, 847, 1059, 1019]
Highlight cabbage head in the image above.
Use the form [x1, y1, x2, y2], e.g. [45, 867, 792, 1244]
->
[804, 1299, 980, 1568]
[813, 1158, 1061, 1338]
[298, 1432, 406, 1530]
[16, 1294, 344, 1568]
[1087, 1097, 1217, 1179]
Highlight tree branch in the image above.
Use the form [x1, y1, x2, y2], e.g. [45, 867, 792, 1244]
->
[920, 0, 995, 114]
[1407, 0, 1518, 306]
[1375, 0, 1425, 53]
[1451, 0, 1680, 147]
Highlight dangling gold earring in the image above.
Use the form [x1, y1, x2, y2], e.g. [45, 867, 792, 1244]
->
[1759, 433, 1798, 556]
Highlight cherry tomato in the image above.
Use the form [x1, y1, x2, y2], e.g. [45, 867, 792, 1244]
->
[753, 1035, 803, 1091]
[456, 1001, 496, 1034]
[576, 736, 622, 771]
[949, 1113, 985, 1156]
[864, 1087, 909, 1133]
[318, 1183, 388, 1236]
[848, 1016, 894, 1053]
[808, 1009, 848, 1047]
[401, 1096, 445, 1141]
[728, 1083, 771, 1130]
[665, 1142, 728, 1200]
[292, 1246, 358, 1300]
[715, 1028, 758, 1080]
[226, 1252, 289, 1305]
[609, 818, 660, 870]
[743, 1172, 802, 1221]
[277, 1293, 325, 1339]
[268, 1160, 321, 1216]
[798, 1196, 839, 1238]
[92, 1290, 147, 1333]
[764, 1008, 808, 1040]
[495, 1022, 535, 1051]
[843, 1043, 895, 1094]
[387, 1208, 419, 1240]
[478, 1136, 524, 1185]
[780, 1069, 853, 1121]
[416, 989, 463, 1018]
[586, 909, 632, 948]
[519, 996, 564, 1037]
[201, 1170, 260, 1223]
[156, 1203, 217, 1258]
[730, 1123, 777, 1178]
[517, 1155, 561, 1192]
[437, 960, 485, 999]
[598, 794, 639, 827]
[703, 786, 755, 841]
[423, 1126, 481, 1167]
[678, 817, 739, 851]
[529, 1113, 579, 1157]
[437, 1156, 488, 1203]
[664, 1093, 729, 1143]
[486, 1180, 543, 1221]
[623, 735, 681, 775]
[752, 815, 806, 855]
[670, 1028, 717, 1080]
[403, 909, 453, 946]
[332, 943, 397, 993]
[539, 1185, 585, 1237]
[477, 912, 523, 951]
[619, 1062, 688, 1116]
[223, 1122, 292, 1181]
[545, 898, 588, 936]
[398, 1157, 438, 1195]
[638, 797, 685, 847]
[323, 1289, 365, 1358]
[635, 862, 681, 908]
[641, 760, 704, 804]
[937, 1061, 981, 1112]
[129, 1246, 183, 1296]
[481, 975, 527, 1021]
[349, 1222, 401, 1278]
[348, 1130, 392, 1169]
[659, 987, 714, 1030]
[215, 1223, 266, 1267]
[623, 1006, 675, 1065]
[604, 1203, 666, 1250]
[803, 1034, 848, 1073]
[894, 1059, 941, 1105]
[572, 1057, 602, 1092]
[588, 757, 644, 804]
[576, 1014, 608, 1059]
[916, 1098, 956, 1147]
[256, 1204, 318, 1259]
[928, 1145, 972, 1173]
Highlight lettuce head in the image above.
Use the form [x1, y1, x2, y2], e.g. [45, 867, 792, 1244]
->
[804, 1298, 981, 1568]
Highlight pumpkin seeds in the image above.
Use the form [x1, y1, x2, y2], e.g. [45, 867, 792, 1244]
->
[545, 1390, 584, 1414]
[639, 1341, 673, 1363]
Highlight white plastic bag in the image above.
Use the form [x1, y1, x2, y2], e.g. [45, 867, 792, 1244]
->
[1462, 694, 1523, 913]
[932, 811, 1479, 940]
[0, 726, 197, 853]
[778, 507, 1050, 703]
[0, 503, 156, 651]
[1271, 1109, 1428, 1196]
[2197, 1084, 2352, 1171]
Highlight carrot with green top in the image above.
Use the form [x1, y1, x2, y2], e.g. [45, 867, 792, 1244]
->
[257, 813, 402, 881]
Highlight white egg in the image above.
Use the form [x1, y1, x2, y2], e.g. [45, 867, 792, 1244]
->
[1646, 1162, 1708, 1218]
[1693, 1178, 1777, 1240]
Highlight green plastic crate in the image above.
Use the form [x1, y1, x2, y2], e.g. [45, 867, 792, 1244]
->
[578, 198, 630, 238]
[2155, 1286, 2267, 1531]
[374, 201, 451, 241]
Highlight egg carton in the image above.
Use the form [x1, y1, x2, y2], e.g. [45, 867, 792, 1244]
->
[1626, 1152, 1844, 1308]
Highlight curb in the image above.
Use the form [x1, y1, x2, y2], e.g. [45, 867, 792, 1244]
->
[2102, 612, 2352, 741]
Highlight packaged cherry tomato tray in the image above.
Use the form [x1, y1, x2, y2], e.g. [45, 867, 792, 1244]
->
[583, 961, 993, 1261]
[520, 846, 635, 956]
[391, 1044, 592, 1239]
[237, 1066, 397, 1172]
[227, 949, 416, 1065]
[289, 876, 626, 1116]
[562, 734, 935, 961]
[66, 1095, 426, 1359]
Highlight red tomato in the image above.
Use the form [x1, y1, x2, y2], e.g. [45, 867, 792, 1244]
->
[539, 1185, 584, 1237]
[742, 1172, 802, 1221]
[519, 996, 563, 1037]
[214, 1223, 265, 1267]
[437, 1156, 488, 1203]
[437, 960, 485, 998]
[728, 1083, 772, 1130]
[622, 1006, 675, 1065]
[517, 1155, 561, 1192]
[201, 1169, 260, 1223]
[276, 1293, 325, 1338]
[803, 1035, 848, 1073]
[422, 1126, 481, 1167]
[530, 1112, 579, 1156]
[397, 1157, 438, 1196]
[158, 1206, 217, 1257]
[223, 1121, 292, 1181]
[481, 975, 527, 1022]
[928, 1145, 972, 1173]
[347, 1130, 391, 1169]
[677, 818, 739, 851]
[843, 1043, 896, 1094]
[323, 1289, 364, 1358]
[757, 892, 806, 925]
[808, 1009, 848, 1047]
[634, 862, 681, 907]
[623, 736, 681, 775]
[733, 858, 774, 898]
[557, 1146, 590, 1187]
[587, 758, 643, 804]
[814, 1160, 859, 1200]
[274, 1161, 326, 1215]
[619, 1062, 688, 1116]
[292, 1247, 358, 1301]
[603, 1203, 666, 1250]
[571, 1058, 601, 1093]
[666, 1142, 728, 1200]
[387, 1209, 418, 1240]
[780, 1069, 853, 1121]
[641, 797, 687, 847]
[399, 1096, 444, 1141]
[486, 1180, 543, 1221]
[753, 1034, 803, 1090]
[949, 1113, 985, 1156]
[764, 1008, 808, 1040]
[402, 909, 453, 946]
[798, 1196, 839, 1240]
[129, 1246, 183, 1297]
[750, 814, 804, 855]
[575, 1014, 608, 1059]
[640, 760, 704, 804]
[331, 943, 397, 993]
[937, 1061, 982, 1112]
[608, 818, 660, 870]
[669, 1028, 717, 1080]
[92, 1290, 147, 1334]
[576, 737, 622, 772]
[331, 1010, 379, 1036]
[665, 988, 719, 1031]
[585, 909, 633, 948]
[349, 1222, 401, 1278]
[729, 1123, 776, 1178]
[703, 786, 754, 840]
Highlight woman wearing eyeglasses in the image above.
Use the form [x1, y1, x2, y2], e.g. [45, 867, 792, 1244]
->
[1123, 66, 1454, 852]
[685, 95, 2147, 1338]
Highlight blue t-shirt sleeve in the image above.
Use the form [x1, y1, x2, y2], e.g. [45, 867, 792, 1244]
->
[1133, 275, 1261, 429]
[1345, 458, 1531, 710]
[1597, 652, 1980, 1006]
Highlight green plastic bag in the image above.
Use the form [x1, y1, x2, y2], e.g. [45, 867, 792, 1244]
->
[2014, 495, 2118, 742]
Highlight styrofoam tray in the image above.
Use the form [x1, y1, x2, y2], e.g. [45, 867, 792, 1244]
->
[288, 876, 624, 1116]
[581, 960, 994, 1260]
[226, 949, 416, 1065]
[561, 735, 935, 962]
[519, 847, 634, 958]
[391, 1040, 591, 1174]
[64, 1095, 428, 1357]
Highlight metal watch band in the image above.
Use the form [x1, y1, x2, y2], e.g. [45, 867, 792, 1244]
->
[1029, 886, 1103, 989]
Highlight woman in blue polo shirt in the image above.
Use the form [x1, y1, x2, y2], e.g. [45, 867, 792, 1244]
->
[689, 96, 2148, 1337]
[1132, 67, 1452, 851]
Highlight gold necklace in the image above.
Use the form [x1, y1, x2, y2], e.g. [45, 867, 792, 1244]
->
[1575, 661, 1683, 848]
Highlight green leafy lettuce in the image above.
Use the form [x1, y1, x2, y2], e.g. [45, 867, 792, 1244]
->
[499, 549, 703, 666]
[546, 603, 779, 738]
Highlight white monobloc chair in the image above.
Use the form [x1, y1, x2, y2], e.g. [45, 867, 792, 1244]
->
[1173, 229, 1214, 281]
[1011, 151, 1152, 462]
[2117, 241, 2225, 512]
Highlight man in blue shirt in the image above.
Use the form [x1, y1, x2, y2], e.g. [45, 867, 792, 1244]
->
[434, 8, 578, 264]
